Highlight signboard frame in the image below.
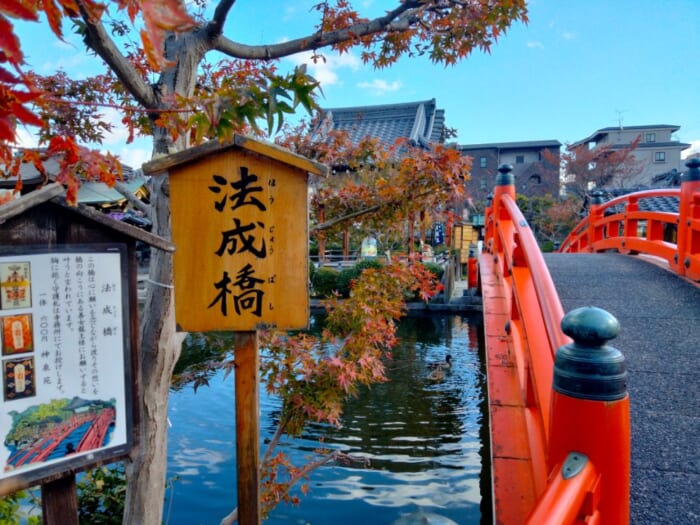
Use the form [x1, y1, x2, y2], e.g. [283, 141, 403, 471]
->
[0, 243, 133, 496]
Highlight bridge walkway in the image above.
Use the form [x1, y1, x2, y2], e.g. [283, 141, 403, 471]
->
[543, 252, 700, 524]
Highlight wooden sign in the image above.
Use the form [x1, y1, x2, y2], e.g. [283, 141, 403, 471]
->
[0, 245, 133, 497]
[144, 136, 326, 332]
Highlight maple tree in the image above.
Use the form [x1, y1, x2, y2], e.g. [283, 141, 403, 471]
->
[545, 136, 644, 200]
[1, 1, 527, 523]
[279, 122, 472, 256]
[516, 194, 582, 248]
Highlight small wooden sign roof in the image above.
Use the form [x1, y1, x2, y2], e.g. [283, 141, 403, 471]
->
[142, 135, 328, 178]
[0, 183, 174, 253]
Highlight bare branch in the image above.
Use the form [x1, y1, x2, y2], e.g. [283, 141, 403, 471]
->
[77, 1, 158, 109]
[212, 2, 416, 59]
[209, 0, 237, 37]
[112, 179, 152, 216]
[312, 189, 434, 232]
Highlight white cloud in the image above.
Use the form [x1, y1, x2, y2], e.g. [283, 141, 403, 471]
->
[357, 79, 402, 96]
[561, 31, 577, 40]
[682, 140, 700, 159]
[527, 41, 544, 49]
[282, 6, 298, 22]
[99, 108, 133, 147]
[14, 127, 39, 149]
[110, 143, 152, 170]
[96, 108, 153, 168]
[285, 50, 362, 87]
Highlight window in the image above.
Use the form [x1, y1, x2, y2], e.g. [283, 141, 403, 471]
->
[654, 151, 666, 162]
[645, 132, 656, 143]
[529, 174, 542, 185]
[515, 155, 525, 164]
[479, 156, 487, 168]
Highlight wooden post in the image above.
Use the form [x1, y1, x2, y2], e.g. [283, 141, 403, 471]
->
[41, 474, 78, 525]
[408, 212, 415, 255]
[234, 331, 261, 525]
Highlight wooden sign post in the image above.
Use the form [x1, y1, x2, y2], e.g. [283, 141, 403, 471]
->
[144, 135, 326, 525]
[234, 332, 260, 523]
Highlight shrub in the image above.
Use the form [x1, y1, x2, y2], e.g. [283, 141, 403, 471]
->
[541, 240, 555, 252]
[422, 261, 444, 282]
[337, 259, 385, 298]
[312, 267, 340, 298]
[77, 465, 126, 525]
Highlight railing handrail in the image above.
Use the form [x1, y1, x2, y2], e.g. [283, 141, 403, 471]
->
[560, 188, 681, 254]
[559, 158, 700, 282]
[525, 453, 600, 525]
[484, 166, 570, 488]
[500, 194, 569, 355]
[482, 163, 634, 524]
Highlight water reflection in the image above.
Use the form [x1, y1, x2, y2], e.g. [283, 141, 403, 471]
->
[165, 313, 487, 525]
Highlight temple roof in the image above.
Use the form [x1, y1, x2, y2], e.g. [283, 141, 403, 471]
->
[317, 99, 446, 148]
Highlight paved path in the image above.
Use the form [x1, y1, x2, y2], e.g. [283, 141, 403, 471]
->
[544, 253, 699, 525]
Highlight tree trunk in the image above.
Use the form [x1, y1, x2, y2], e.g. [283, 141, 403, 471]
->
[122, 34, 206, 525]
[123, 164, 186, 525]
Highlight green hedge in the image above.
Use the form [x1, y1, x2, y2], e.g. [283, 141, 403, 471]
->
[312, 267, 341, 298]
[422, 261, 444, 281]
[312, 259, 445, 300]
[311, 259, 386, 298]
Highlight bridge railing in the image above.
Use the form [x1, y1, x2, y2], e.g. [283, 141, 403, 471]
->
[559, 158, 700, 281]
[482, 164, 630, 524]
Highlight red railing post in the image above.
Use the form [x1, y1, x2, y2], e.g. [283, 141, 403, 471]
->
[549, 307, 630, 524]
[624, 195, 639, 243]
[587, 190, 606, 251]
[493, 164, 516, 256]
[467, 243, 478, 288]
[677, 158, 700, 276]
[483, 193, 494, 253]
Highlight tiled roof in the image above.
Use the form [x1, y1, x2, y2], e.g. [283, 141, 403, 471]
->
[318, 99, 446, 148]
[592, 187, 680, 215]
[1, 149, 143, 205]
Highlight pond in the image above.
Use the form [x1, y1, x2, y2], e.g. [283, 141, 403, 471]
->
[163, 313, 489, 525]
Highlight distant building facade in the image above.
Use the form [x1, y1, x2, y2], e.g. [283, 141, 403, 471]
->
[571, 124, 690, 187]
[457, 140, 561, 206]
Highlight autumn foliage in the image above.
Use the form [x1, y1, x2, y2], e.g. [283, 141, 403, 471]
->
[1, 0, 526, 203]
[279, 121, 472, 252]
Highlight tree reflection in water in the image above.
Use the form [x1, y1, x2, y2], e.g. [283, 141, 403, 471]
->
[166, 313, 490, 525]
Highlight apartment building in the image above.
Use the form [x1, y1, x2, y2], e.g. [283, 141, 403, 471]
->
[571, 124, 690, 187]
[457, 140, 561, 205]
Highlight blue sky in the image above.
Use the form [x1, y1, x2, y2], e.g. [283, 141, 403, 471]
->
[14, 0, 700, 167]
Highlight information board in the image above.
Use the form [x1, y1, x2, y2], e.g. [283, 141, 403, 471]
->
[0, 244, 131, 494]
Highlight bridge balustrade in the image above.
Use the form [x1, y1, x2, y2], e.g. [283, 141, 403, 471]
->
[481, 164, 631, 524]
[560, 158, 700, 280]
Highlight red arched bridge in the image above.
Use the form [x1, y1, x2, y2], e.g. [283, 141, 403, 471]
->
[479, 158, 700, 524]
